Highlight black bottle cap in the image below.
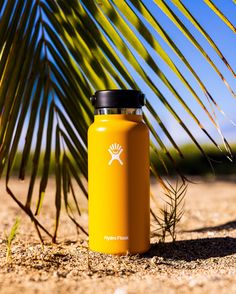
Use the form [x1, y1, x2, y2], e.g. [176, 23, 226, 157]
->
[90, 89, 145, 109]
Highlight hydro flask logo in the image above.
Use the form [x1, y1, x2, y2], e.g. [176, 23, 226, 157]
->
[108, 143, 123, 166]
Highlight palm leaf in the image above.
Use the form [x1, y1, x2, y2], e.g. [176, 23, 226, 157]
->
[154, 0, 235, 95]
[204, 0, 236, 34]
[171, 0, 235, 76]
[36, 101, 54, 215]
[0, 0, 235, 242]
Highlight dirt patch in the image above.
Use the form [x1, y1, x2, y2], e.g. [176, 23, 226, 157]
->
[1, 177, 236, 293]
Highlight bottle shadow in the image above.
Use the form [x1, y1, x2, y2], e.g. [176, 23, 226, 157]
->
[144, 236, 236, 262]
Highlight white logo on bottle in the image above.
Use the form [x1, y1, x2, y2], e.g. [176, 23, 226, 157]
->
[108, 143, 123, 166]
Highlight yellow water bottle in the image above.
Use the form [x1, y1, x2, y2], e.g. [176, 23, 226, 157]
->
[88, 90, 150, 254]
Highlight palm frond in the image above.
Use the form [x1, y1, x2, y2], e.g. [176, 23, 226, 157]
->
[204, 0, 236, 34]
[0, 0, 235, 242]
[154, 0, 236, 89]
[172, 0, 235, 76]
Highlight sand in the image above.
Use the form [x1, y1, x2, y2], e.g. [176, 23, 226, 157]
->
[0, 177, 236, 294]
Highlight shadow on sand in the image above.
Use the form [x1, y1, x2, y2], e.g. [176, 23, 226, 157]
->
[144, 237, 236, 262]
[184, 220, 236, 233]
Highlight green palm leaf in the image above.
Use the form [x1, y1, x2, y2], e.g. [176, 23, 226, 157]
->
[0, 0, 235, 242]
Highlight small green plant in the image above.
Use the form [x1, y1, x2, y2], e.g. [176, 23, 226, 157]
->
[5, 218, 20, 262]
[152, 180, 186, 243]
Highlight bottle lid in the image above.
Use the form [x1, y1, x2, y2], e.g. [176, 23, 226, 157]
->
[90, 89, 145, 109]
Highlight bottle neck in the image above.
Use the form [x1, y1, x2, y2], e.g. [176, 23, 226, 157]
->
[94, 108, 142, 115]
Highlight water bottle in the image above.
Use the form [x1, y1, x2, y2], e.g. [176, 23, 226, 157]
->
[88, 89, 150, 254]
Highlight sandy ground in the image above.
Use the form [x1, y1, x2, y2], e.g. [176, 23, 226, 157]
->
[0, 177, 236, 294]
